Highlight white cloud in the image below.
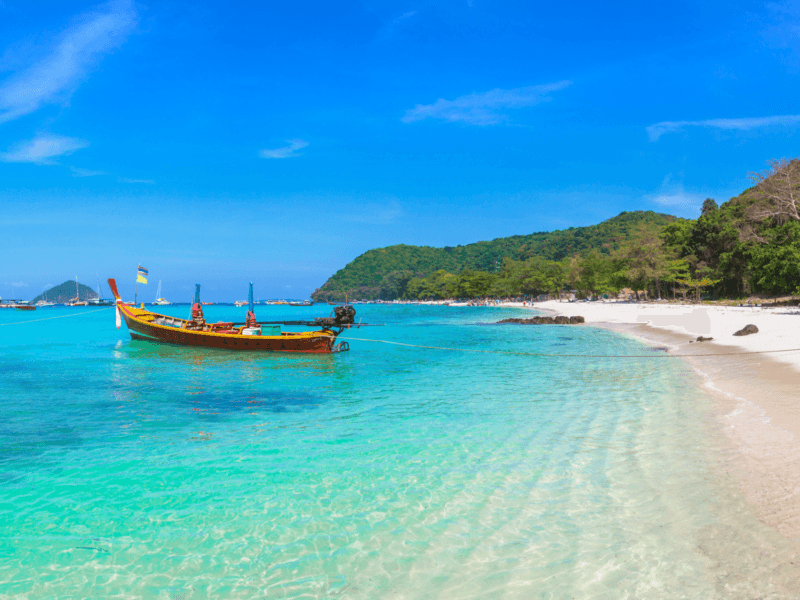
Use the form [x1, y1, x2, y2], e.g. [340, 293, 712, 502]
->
[118, 177, 154, 184]
[0, 0, 137, 124]
[646, 173, 707, 215]
[646, 114, 800, 141]
[347, 200, 404, 224]
[394, 11, 417, 23]
[650, 192, 706, 212]
[402, 81, 572, 125]
[259, 139, 309, 159]
[11, 281, 27, 287]
[0, 135, 89, 164]
[70, 166, 104, 177]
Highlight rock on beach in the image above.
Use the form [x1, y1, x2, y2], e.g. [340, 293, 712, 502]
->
[733, 324, 759, 336]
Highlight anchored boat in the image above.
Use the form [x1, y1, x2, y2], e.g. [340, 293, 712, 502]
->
[108, 279, 354, 353]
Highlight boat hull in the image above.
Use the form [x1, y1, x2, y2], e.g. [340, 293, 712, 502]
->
[118, 303, 338, 353]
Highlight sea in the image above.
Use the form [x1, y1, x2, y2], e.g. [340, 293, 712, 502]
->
[0, 304, 796, 599]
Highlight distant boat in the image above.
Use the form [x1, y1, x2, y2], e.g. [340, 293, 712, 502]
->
[0, 300, 36, 310]
[153, 281, 171, 306]
[288, 301, 314, 307]
[36, 300, 55, 307]
[66, 276, 89, 306]
[234, 300, 247, 307]
[87, 275, 114, 306]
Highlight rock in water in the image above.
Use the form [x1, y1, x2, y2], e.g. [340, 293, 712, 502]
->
[733, 324, 759, 336]
[496, 316, 584, 325]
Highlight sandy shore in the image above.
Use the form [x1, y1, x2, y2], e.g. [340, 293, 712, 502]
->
[533, 299, 800, 543]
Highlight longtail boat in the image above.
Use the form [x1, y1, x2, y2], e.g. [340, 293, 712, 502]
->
[108, 279, 354, 353]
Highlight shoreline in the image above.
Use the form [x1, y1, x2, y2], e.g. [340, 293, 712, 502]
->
[533, 300, 800, 545]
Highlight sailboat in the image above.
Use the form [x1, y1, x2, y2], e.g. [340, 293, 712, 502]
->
[66, 276, 88, 306]
[154, 281, 171, 305]
[88, 275, 114, 306]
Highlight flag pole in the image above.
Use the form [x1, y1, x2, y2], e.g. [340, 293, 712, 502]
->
[135, 264, 139, 305]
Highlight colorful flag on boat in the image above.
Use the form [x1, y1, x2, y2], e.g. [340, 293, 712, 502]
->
[137, 264, 148, 284]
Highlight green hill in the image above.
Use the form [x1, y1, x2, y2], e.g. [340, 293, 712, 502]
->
[32, 281, 98, 304]
[313, 211, 682, 301]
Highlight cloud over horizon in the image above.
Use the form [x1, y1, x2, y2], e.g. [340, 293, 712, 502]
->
[646, 114, 800, 141]
[1, 135, 89, 164]
[259, 139, 309, 159]
[0, 0, 137, 124]
[402, 81, 572, 126]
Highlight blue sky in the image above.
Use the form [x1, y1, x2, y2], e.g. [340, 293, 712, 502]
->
[1, 0, 799, 301]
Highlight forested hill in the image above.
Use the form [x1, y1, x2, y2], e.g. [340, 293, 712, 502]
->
[312, 211, 680, 301]
[32, 281, 98, 303]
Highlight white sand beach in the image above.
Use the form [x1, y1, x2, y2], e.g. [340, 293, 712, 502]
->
[534, 299, 800, 371]
[533, 299, 800, 544]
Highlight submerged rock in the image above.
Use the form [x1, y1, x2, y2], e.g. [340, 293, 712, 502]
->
[733, 324, 759, 336]
[497, 315, 585, 325]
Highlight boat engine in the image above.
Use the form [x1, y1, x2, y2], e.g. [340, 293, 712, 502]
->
[333, 305, 356, 325]
[313, 305, 356, 328]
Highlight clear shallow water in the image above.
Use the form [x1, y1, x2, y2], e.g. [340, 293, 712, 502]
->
[0, 304, 795, 599]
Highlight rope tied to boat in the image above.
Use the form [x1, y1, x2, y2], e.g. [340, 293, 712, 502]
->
[0, 307, 114, 327]
[339, 336, 800, 358]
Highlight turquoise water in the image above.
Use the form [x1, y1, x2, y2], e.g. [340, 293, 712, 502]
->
[0, 304, 794, 598]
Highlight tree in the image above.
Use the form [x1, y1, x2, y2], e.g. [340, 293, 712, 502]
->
[677, 275, 721, 302]
[701, 198, 718, 216]
[566, 254, 584, 294]
[613, 224, 671, 299]
[747, 222, 800, 295]
[662, 258, 691, 299]
[745, 158, 800, 239]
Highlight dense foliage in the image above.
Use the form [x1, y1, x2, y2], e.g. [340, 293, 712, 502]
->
[312, 159, 800, 302]
[313, 211, 680, 300]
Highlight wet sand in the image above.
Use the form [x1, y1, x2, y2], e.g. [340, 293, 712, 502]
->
[533, 300, 800, 547]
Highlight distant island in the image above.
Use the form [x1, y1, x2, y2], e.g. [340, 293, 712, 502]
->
[32, 281, 98, 304]
[312, 159, 800, 302]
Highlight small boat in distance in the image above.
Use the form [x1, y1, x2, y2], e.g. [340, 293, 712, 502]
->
[0, 300, 36, 310]
[154, 281, 170, 305]
[66, 276, 89, 306]
[288, 301, 314, 307]
[234, 300, 247, 307]
[108, 279, 356, 353]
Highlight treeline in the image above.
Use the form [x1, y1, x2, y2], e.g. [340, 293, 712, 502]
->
[314, 159, 800, 302]
[312, 211, 678, 301]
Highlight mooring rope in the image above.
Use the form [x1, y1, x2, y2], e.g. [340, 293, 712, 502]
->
[340, 336, 800, 358]
[0, 306, 114, 327]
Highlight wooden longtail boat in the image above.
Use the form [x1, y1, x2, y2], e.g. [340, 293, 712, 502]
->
[108, 279, 353, 354]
